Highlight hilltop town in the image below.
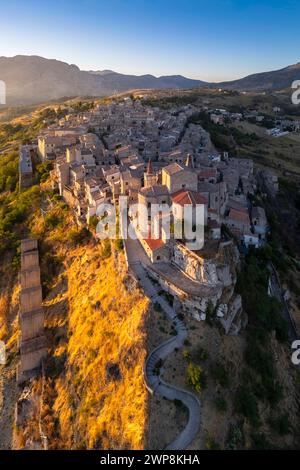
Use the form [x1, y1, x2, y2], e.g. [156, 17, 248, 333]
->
[0, 89, 297, 451]
[18, 94, 288, 358]
[19, 96, 274, 341]
[2, 0, 300, 458]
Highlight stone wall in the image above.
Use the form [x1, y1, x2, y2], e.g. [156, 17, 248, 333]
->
[144, 262, 222, 321]
[17, 239, 47, 384]
[149, 241, 246, 334]
[172, 243, 222, 285]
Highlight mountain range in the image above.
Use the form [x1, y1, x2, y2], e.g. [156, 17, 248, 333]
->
[0, 55, 299, 105]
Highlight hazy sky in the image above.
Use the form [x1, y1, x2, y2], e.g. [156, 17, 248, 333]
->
[0, 0, 299, 81]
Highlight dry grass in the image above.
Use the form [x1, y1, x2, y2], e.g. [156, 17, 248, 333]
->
[9, 184, 150, 450]
[0, 294, 9, 341]
[46, 245, 150, 449]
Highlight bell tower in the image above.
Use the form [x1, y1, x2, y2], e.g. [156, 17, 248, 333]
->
[144, 158, 157, 187]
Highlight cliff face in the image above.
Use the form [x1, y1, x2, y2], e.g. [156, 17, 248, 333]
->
[169, 242, 244, 333]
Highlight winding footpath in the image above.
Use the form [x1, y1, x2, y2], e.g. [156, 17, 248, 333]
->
[124, 237, 201, 450]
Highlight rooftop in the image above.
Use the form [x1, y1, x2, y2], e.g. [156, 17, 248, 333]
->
[162, 162, 184, 176]
[228, 208, 250, 223]
[140, 184, 169, 197]
[172, 189, 208, 207]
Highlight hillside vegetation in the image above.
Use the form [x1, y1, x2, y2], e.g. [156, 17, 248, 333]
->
[43, 245, 150, 449]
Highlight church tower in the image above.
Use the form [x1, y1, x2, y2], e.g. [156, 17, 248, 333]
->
[144, 158, 157, 187]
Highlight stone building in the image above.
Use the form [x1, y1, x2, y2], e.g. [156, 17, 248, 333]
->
[19, 146, 33, 190]
[162, 163, 198, 193]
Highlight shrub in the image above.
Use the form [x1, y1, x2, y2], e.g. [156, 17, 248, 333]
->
[0, 151, 18, 191]
[235, 386, 260, 427]
[187, 362, 205, 392]
[205, 435, 221, 450]
[226, 424, 243, 449]
[153, 302, 162, 312]
[182, 349, 191, 361]
[36, 161, 53, 183]
[68, 227, 91, 245]
[251, 432, 272, 450]
[115, 239, 124, 251]
[215, 397, 228, 412]
[211, 362, 230, 388]
[205, 300, 215, 325]
[195, 346, 209, 362]
[173, 399, 187, 413]
[88, 215, 98, 231]
[270, 413, 291, 436]
[261, 376, 283, 406]
[45, 214, 61, 229]
[101, 240, 111, 259]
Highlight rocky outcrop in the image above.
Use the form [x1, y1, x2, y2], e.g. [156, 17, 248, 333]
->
[217, 295, 244, 334]
[166, 241, 245, 334]
[173, 244, 220, 285]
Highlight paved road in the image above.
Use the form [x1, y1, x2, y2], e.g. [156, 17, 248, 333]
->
[124, 237, 201, 450]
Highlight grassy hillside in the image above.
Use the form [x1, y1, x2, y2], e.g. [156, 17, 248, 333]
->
[3, 178, 150, 449]
[42, 245, 149, 449]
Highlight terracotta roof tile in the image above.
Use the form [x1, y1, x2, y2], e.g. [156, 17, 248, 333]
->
[144, 238, 165, 251]
[172, 190, 208, 207]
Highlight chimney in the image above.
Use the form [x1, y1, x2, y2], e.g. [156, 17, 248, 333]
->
[185, 153, 194, 169]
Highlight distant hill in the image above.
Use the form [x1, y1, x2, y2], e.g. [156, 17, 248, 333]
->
[216, 62, 300, 91]
[0, 55, 207, 105]
[0, 55, 300, 105]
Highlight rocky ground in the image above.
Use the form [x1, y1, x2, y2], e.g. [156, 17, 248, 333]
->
[0, 363, 18, 449]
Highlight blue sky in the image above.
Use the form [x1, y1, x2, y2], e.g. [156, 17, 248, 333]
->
[0, 0, 299, 81]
